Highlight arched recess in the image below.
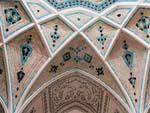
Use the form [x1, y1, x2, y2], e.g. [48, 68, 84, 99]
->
[21, 71, 129, 113]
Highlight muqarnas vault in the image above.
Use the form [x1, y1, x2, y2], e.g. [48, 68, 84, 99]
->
[0, 0, 149, 113]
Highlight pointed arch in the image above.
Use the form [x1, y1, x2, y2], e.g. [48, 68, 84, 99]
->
[20, 70, 131, 113]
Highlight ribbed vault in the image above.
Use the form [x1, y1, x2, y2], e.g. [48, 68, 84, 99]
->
[0, 0, 149, 113]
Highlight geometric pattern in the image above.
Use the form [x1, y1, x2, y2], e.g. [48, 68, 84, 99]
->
[0, 1, 149, 113]
[20, 43, 33, 65]
[45, 0, 117, 12]
[136, 16, 150, 33]
[6, 28, 48, 110]
[85, 20, 117, 56]
[4, 8, 21, 26]
[25, 36, 128, 110]
[107, 32, 148, 112]
[0, 1, 31, 38]
[126, 8, 150, 44]
[122, 49, 134, 70]
[41, 17, 73, 53]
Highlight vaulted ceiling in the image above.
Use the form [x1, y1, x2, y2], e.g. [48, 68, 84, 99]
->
[0, 0, 149, 113]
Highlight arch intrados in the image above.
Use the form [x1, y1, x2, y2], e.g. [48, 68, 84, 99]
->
[20, 69, 131, 113]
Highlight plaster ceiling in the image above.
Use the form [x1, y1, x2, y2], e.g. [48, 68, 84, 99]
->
[0, 0, 149, 113]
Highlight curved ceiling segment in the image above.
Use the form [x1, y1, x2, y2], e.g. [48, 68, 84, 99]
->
[107, 31, 148, 112]
[21, 72, 129, 113]
[22, 35, 128, 108]
[0, 0, 149, 113]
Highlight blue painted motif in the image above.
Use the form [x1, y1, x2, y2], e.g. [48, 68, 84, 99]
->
[83, 53, 92, 63]
[20, 43, 32, 65]
[69, 46, 85, 63]
[50, 25, 60, 47]
[63, 52, 71, 61]
[122, 50, 134, 69]
[128, 76, 136, 88]
[17, 69, 25, 83]
[4, 8, 21, 26]
[136, 16, 150, 33]
[98, 35, 106, 44]
[97, 26, 106, 46]
[46, 0, 117, 12]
